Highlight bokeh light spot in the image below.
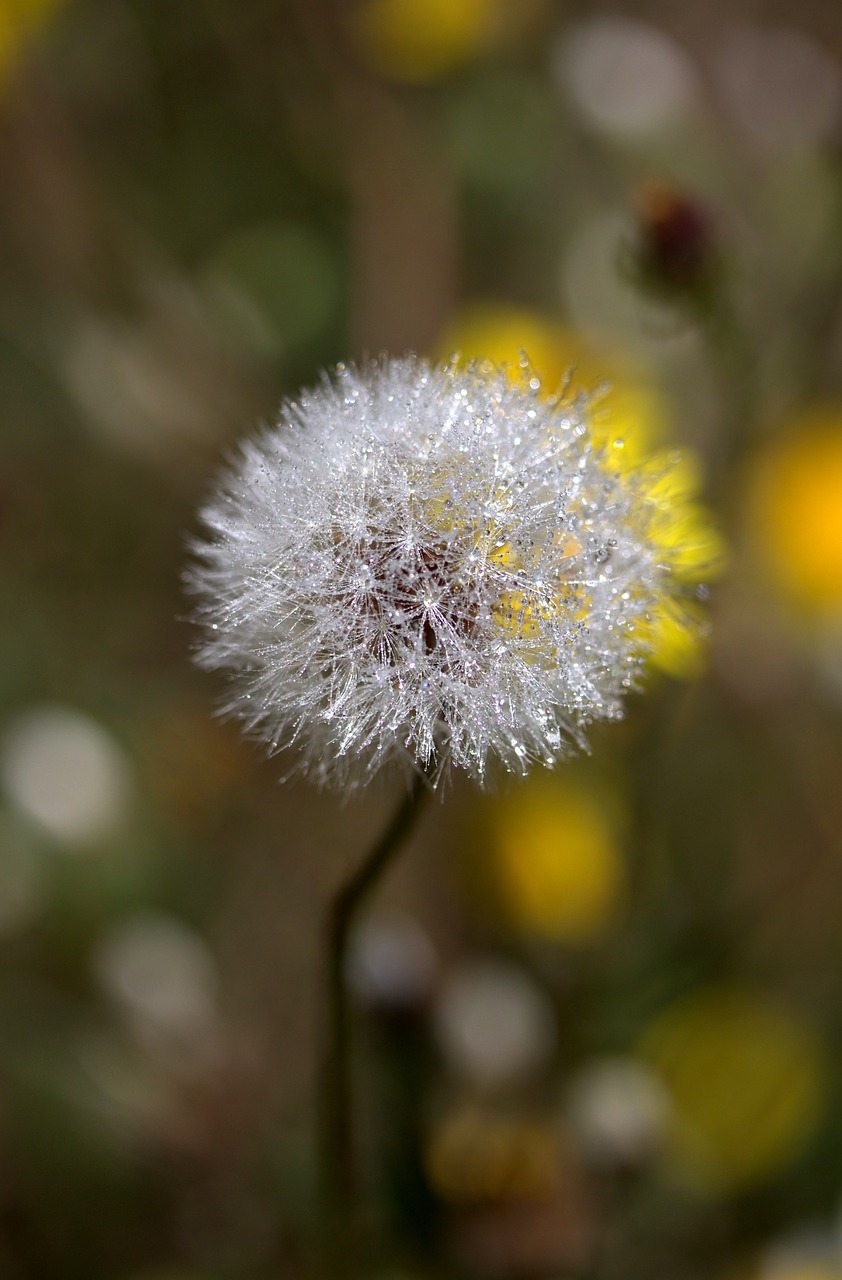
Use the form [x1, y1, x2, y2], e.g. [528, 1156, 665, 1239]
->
[639, 986, 828, 1192]
[424, 1104, 561, 1204]
[558, 18, 698, 139]
[487, 774, 625, 943]
[434, 958, 557, 1087]
[566, 1056, 672, 1167]
[349, 0, 495, 83]
[747, 408, 842, 616]
[0, 706, 133, 847]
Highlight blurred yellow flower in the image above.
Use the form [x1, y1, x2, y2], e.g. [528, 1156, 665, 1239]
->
[424, 1104, 561, 1203]
[0, 0, 61, 85]
[439, 301, 725, 678]
[747, 407, 842, 617]
[638, 986, 827, 1193]
[437, 301, 666, 461]
[634, 454, 726, 678]
[349, 0, 546, 84]
[638, 610, 708, 680]
[486, 774, 625, 944]
[350, 0, 494, 83]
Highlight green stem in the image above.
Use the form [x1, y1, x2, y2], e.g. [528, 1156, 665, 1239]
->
[320, 768, 432, 1266]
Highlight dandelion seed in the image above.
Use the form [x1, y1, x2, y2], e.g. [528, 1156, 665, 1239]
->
[187, 356, 705, 789]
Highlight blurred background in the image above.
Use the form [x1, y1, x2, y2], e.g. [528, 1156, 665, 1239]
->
[3, 0, 842, 1277]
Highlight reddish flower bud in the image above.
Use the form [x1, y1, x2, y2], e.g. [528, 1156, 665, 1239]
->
[633, 181, 717, 296]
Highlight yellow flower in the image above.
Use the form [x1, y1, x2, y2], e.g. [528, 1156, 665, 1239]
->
[437, 301, 666, 464]
[747, 407, 842, 617]
[349, 0, 547, 84]
[0, 0, 62, 86]
[638, 986, 827, 1193]
[424, 1104, 562, 1203]
[485, 773, 625, 943]
[638, 610, 708, 681]
[438, 302, 724, 678]
[350, 0, 494, 83]
[633, 453, 726, 678]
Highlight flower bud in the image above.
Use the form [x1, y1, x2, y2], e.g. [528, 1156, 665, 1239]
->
[631, 181, 718, 299]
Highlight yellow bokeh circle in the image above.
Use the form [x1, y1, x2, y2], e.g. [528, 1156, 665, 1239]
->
[350, 0, 496, 83]
[638, 986, 827, 1193]
[0, 0, 62, 85]
[424, 1104, 561, 1204]
[747, 407, 842, 616]
[487, 774, 625, 944]
[349, 0, 547, 84]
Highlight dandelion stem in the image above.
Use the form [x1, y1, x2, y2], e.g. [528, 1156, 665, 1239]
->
[320, 768, 431, 1264]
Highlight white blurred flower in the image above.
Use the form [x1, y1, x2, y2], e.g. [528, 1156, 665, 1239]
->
[0, 706, 133, 845]
[566, 1056, 671, 1166]
[433, 957, 557, 1087]
[347, 913, 438, 1010]
[558, 18, 699, 139]
[189, 356, 694, 789]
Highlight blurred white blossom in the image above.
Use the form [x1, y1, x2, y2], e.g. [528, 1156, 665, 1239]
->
[433, 957, 557, 1087]
[566, 1056, 671, 1166]
[0, 706, 133, 846]
[558, 17, 699, 139]
[347, 913, 438, 1010]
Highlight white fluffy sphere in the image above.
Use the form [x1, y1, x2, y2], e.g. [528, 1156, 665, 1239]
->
[189, 357, 681, 789]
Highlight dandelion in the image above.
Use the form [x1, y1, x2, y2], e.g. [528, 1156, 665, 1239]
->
[189, 355, 704, 791]
[188, 353, 712, 1241]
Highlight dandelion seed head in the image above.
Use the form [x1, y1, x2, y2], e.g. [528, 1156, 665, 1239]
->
[188, 356, 700, 789]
